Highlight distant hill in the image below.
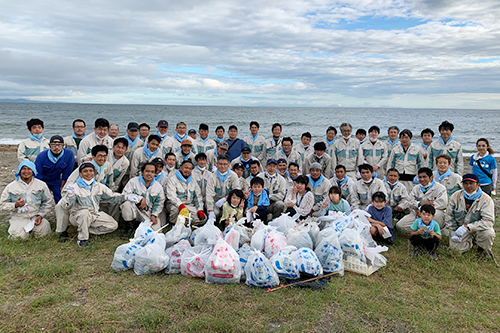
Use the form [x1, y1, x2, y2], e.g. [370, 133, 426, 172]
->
[0, 98, 61, 103]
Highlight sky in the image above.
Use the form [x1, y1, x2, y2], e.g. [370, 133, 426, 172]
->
[1, 0, 500, 108]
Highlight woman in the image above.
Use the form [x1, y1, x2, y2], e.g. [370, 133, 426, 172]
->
[284, 175, 315, 220]
[469, 138, 497, 196]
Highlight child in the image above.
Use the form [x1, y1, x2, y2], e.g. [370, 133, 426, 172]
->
[320, 186, 351, 216]
[409, 204, 441, 260]
[284, 175, 314, 220]
[434, 154, 462, 196]
[220, 189, 245, 228]
[383, 168, 410, 220]
[245, 177, 270, 223]
[366, 192, 394, 244]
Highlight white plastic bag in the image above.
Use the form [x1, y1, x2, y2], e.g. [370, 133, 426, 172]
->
[339, 229, 365, 263]
[110, 241, 141, 271]
[224, 228, 240, 251]
[268, 213, 298, 235]
[264, 228, 288, 258]
[315, 226, 336, 249]
[287, 225, 313, 249]
[223, 218, 251, 246]
[245, 250, 279, 288]
[270, 246, 300, 279]
[205, 238, 241, 284]
[133, 220, 155, 246]
[303, 221, 320, 245]
[315, 233, 344, 276]
[250, 223, 267, 251]
[165, 239, 191, 274]
[165, 218, 191, 248]
[237, 244, 253, 281]
[181, 245, 212, 278]
[133, 242, 169, 275]
[291, 248, 323, 276]
[194, 218, 222, 247]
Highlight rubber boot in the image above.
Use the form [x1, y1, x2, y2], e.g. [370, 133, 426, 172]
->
[120, 220, 136, 240]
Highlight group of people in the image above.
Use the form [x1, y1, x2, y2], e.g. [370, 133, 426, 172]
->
[1, 117, 496, 260]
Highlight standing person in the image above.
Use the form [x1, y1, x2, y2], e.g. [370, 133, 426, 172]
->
[64, 119, 86, 164]
[0, 161, 54, 239]
[264, 123, 283, 161]
[244, 121, 266, 165]
[359, 126, 388, 179]
[284, 175, 314, 220]
[214, 125, 225, 143]
[420, 128, 434, 167]
[225, 125, 247, 161]
[276, 137, 302, 172]
[428, 121, 464, 175]
[206, 141, 229, 171]
[172, 122, 194, 152]
[385, 126, 400, 163]
[355, 129, 367, 144]
[387, 129, 423, 192]
[231, 147, 256, 179]
[154, 120, 169, 143]
[192, 153, 211, 202]
[109, 124, 119, 140]
[130, 135, 162, 177]
[155, 120, 176, 156]
[447, 173, 496, 257]
[123, 122, 144, 160]
[350, 164, 387, 210]
[294, 132, 313, 168]
[175, 139, 196, 168]
[334, 123, 361, 179]
[194, 123, 216, 154]
[139, 123, 150, 143]
[121, 162, 166, 238]
[469, 138, 497, 196]
[34, 135, 75, 203]
[17, 118, 49, 162]
[323, 126, 337, 160]
[306, 162, 331, 216]
[188, 129, 197, 141]
[77, 118, 113, 163]
[263, 158, 287, 219]
[434, 154, 462, 197]
[304, 142, 334, 179]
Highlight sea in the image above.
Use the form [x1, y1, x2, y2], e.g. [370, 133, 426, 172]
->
[1, 102, 499, 155]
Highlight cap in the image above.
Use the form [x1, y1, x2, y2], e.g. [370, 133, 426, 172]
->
[217, 141, 229, 150]
[277, 158, 287, 164]
[127, 122, 140, 131]
[241, 147, 251, 154]
[50, 135, 64, 144]
[151, 157, 164, 166]
[157, 120, 168, 127]
[266, 158, 278, 165]
[462, 173, 479, 183]
[232, 162, 244, 170]
[79, 162, 95, 172]
[181, 139, 193, 146]
[309, 162, 322, 170]
[188, 129, 196, 134]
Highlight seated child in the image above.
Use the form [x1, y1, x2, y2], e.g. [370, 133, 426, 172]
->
[383, 168, 410, 220]
[245, 177, 270, 223]
[284, 175, 314, 220]
[366, 192, 394, 243]
[409, 204, 441, 260]
[220, 189, 245, 228]
[319, 186, 352, 216]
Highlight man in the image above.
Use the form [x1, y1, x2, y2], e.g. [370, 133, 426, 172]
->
[245, 160, 265, 189]
[121, 162, 166, 238]
[192, 153, 211, 203]
[323, 126, 337, 159]
[172, 122, 194, 151]
[420, 128, 434, 167]
[295, 132, 313, 168]
[35, 135, 75, 203]
[428, 121, 464, 175]
[193, 123, 216, 154]
[304, 142, 334, 179]
[164, 152, 177, 176]
[139, 123, 150, 143]
[264, 123, 283, 161]
[447, 173, 495, 257]
[277, 159, 289, 178]
[350, 164, 387, 210]
[330, 164, 355, 202]
[64, 119, 86, 163]
[386, 126, 400, 160]
[231, 146, 255, 179]
[206, 141, 229, 171]
[334, 123, 362, 179]
[383, 168, 411, 219]
[387, 129, 423, 192]
[225, 125, 247, 161]
[130, 134, 162, 177]
[307, 162, 330, 216]
[263, 158, 287, 219]
[167, 160, 205, 225]
[123, 122, 144, 160]
[188, 129, 197, 140]
[359, 126, 388, 179]
[152, 157, 169, 193]
[154, 120, 169, 143]
[17, 118, 49, 162]
[155, 120, 176, 156]
[175, 139, 196, 168]
[244, 121, 266, 164]
[1, 161, 54, 239]
[214, 125, 225, 143]
[77, 118, 113, 163]
[396, 167, 448, 235]
[109, 138, 130, 192]
[64, 163, 136, 247]
[276, 137, 302, 172]
[284, 162, 301, 196]
[109, 124, 119, 140]
[355, 129, 367, 144]
[206, 154, 241, 220]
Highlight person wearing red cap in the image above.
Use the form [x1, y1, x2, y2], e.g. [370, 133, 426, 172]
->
[446, 173, 495, 257]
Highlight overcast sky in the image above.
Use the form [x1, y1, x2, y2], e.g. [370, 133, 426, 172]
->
[1, 0, 499, 108]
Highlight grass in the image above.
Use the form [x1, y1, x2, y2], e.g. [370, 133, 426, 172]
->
[0, 213, 499, 333]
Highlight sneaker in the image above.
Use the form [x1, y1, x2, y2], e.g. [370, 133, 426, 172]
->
[120, 229, 134, 240]
[58, 231, 69, 243]
[77, 240, 89, 247]
[429, 251, 438, 261]
[410, 247, 422, 256]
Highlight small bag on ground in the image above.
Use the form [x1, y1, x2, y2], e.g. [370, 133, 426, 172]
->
[291, 247, 323, 277]
[245, 250, 280, 288]
[111, 241, 141, 271]
[181, 245, 212, 278]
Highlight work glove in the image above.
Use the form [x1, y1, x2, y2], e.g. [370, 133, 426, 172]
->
[455, 225, 468, 237]
[179, 204, 190, 217]
[451, 235, 462, 243]
[66, 183, 75, 194]
[127, 195, 140, 203]
[197, 210, 206, 219]
[17, 204, 29, 214]
[208, 211, 216, 220]
[212, 166, 218, 172]
[215, 197, 226, 208]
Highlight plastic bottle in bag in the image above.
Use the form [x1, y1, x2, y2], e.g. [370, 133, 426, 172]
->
[194, 219, 222, 247]
[205, 238, 241, 284]
[134, 242, 169, 275]
[133, 220, 155, 246]
[110, 241, 141, 271]
[287, 225, 313, 249]
[181, 245, 212, 278]
[270, 246, 300, 279]
[165, 239, 191, 274]
[264, 228, 288, 258]
[245, 250, 280, 288]
[314, 233, 344, 276]
[291, 247, 323, 276]
[165, 218, 192, 248]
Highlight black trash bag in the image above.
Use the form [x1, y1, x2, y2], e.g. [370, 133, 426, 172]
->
[284, 273, 331, 289]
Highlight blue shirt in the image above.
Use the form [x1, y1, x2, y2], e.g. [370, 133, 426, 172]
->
[225, 138, 247, 161]
[469, 154, 496, 185]
[366, 204, 394, 241]
[35, 148, 75, 186]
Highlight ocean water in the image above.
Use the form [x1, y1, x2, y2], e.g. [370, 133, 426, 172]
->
[1, 102, 498, 154]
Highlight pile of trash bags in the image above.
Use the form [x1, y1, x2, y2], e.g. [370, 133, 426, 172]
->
[111, 210, 388, 288]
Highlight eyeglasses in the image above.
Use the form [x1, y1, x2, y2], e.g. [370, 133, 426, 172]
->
[50, 143, 64, 147]
[95, 154, 107, 158]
